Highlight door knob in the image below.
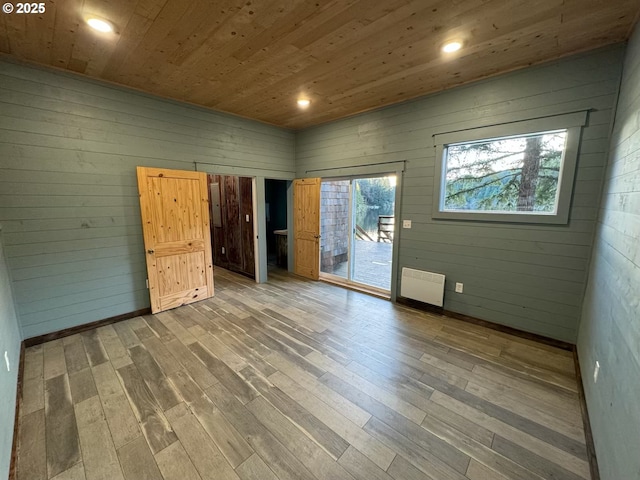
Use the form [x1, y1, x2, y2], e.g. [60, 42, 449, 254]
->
[147, 249, 155, 254]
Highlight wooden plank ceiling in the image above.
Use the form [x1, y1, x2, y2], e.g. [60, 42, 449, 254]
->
[1, 0, 638, 129]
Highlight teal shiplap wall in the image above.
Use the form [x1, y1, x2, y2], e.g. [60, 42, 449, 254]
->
[0, 227, 22, 479]
[0, 59, 295, 338]
[296, 45, 626, 342]
[0, 45, 630, 344]
[577, 26, 640, 480]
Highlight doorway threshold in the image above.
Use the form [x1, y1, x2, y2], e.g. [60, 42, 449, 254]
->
[319, 273, 390, 300]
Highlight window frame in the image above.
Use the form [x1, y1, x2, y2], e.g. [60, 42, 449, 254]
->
[432, 111, 587, 224]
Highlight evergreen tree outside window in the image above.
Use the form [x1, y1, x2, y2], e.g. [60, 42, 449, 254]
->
[443, 130, 566, 214]
[432, 112, 587, 224]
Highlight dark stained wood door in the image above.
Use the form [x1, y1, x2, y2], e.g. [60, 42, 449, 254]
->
[240, 177, 255, 276]
[223, 175, 242, 272]
[208, 174, 255, 278]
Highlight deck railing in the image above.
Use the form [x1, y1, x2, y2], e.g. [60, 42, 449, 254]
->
[354, 215, 394, 243]
[355, 224, 375, 241]
[377, 215, 394, 243]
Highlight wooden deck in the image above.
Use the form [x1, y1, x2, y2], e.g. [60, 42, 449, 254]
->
[15, 268, 589, 480]
[327, 240, 393, 290]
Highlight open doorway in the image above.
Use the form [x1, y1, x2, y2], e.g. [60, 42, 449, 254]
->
[265, 179, 289, 272]
[320, 175, 396, 294]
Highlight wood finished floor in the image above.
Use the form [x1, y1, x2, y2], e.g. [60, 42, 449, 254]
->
[16, 268, 590, 480]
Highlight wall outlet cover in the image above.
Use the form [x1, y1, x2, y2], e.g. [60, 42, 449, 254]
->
[403, 220, 412, 228]
[455, 282, 464, 293]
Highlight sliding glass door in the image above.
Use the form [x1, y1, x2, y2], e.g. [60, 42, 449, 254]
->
[320, 175, 396, 292]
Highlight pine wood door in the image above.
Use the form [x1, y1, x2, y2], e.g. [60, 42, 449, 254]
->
[293, 178, 321, 280]
[137, 166, 214, 313]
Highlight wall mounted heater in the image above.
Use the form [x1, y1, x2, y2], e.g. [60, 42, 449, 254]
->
[401, 267, 445, 307]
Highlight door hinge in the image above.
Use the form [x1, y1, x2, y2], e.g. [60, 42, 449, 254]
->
[145, 278, 149, 289]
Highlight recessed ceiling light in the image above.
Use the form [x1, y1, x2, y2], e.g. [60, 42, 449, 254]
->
[87, 18, 113, 33]
[442, 41, 462, 53]
[297, 99, 311, 108]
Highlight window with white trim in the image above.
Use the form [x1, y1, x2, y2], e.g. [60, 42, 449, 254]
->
[432, 112, 587, 224]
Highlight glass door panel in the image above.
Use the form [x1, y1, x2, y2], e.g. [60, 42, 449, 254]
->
[320, 180, 350, 279]
[351, 176, 395, 291]
[319, 175, 396, 293]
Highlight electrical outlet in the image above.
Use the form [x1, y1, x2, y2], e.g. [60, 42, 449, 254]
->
[594, 361, 600, 383]
[246, 214, 250, 222]
[4, 351, 10, 372]
[455, 282, 464, 293]
[403, 220, 412, 228]
[222, 246, 226, 254]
